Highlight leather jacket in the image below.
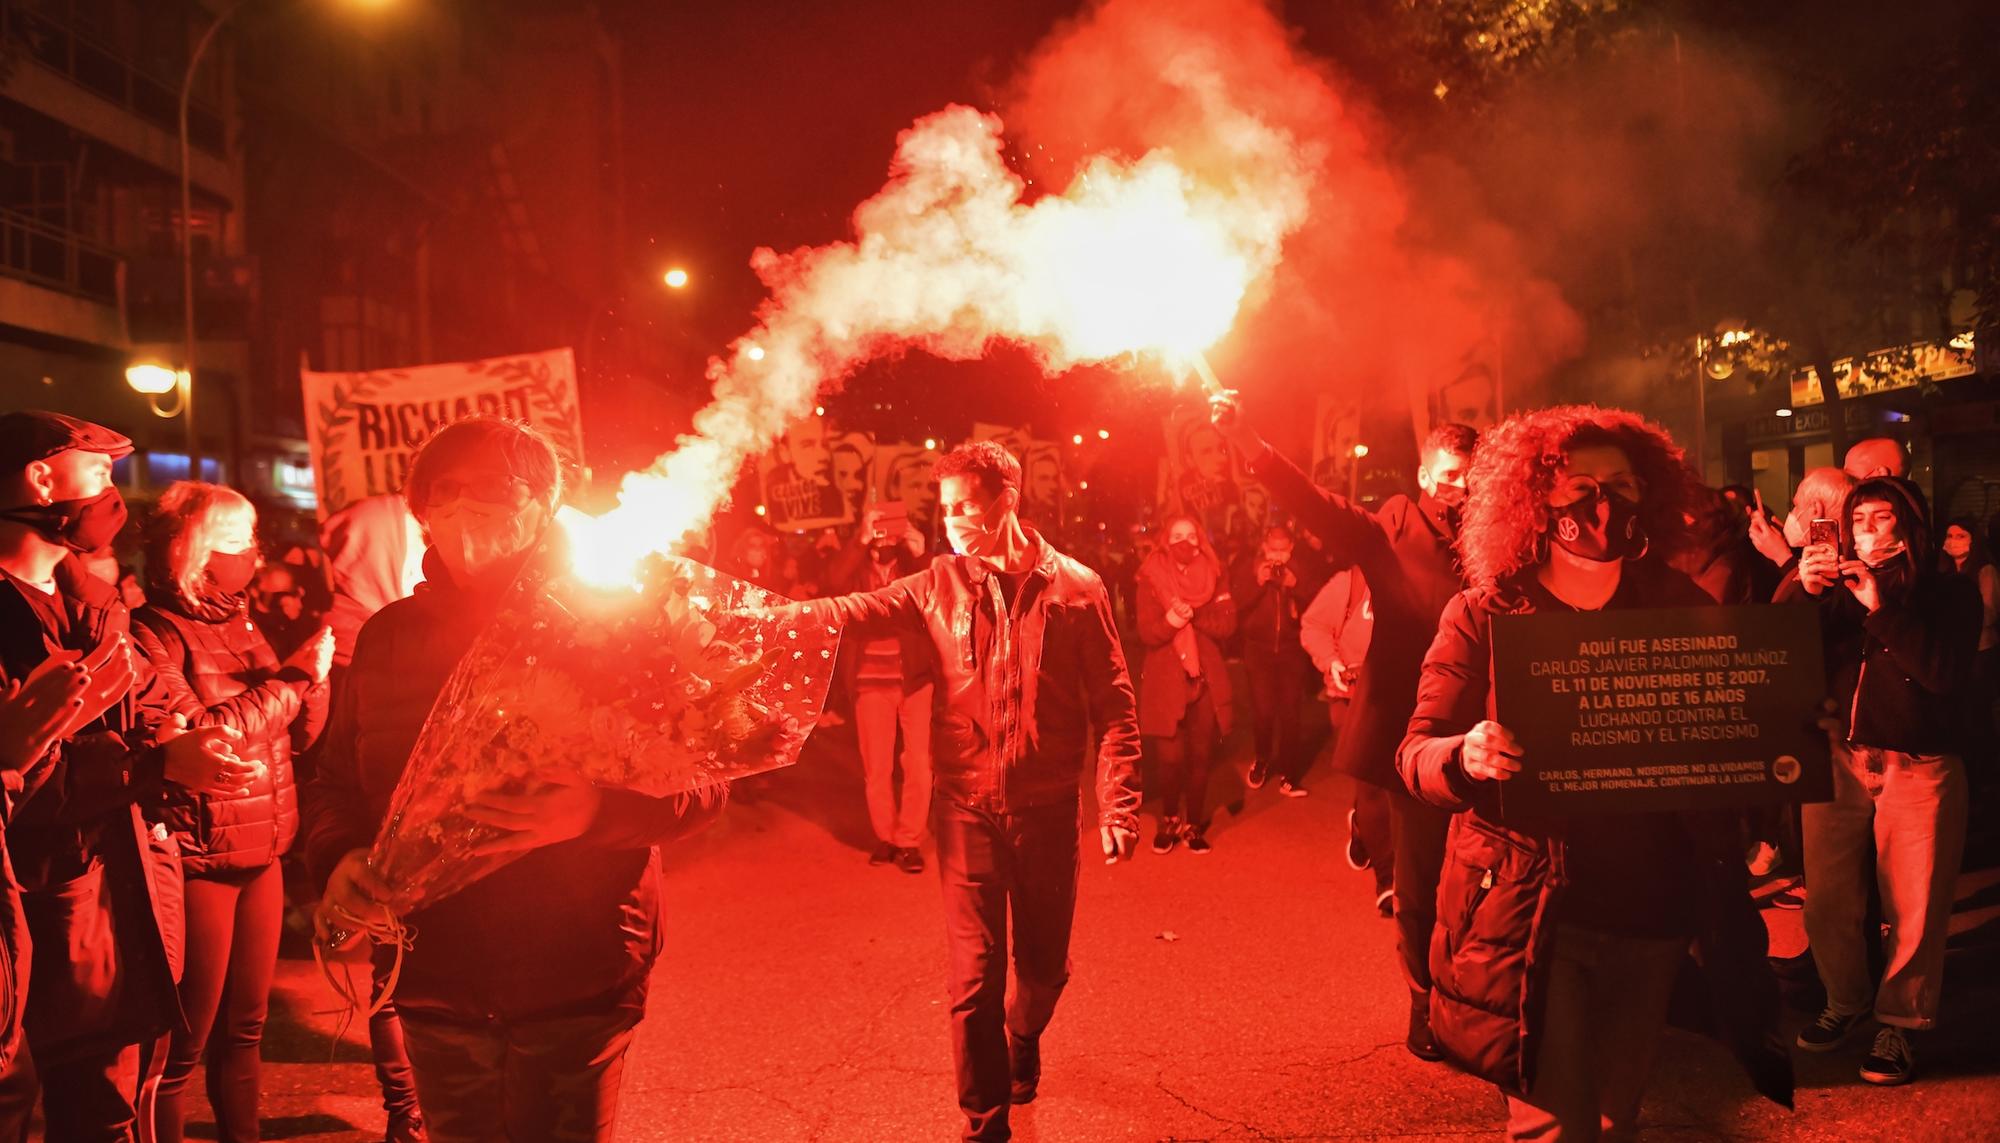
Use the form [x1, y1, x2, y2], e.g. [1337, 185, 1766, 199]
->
[811, 528, 1142, 830]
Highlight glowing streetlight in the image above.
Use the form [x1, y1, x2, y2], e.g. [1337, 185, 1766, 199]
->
[1096, 428, 1111, 440]
[923, 438, 938, 451]
[125, 363, 183, 396]
[663, 267, 690, 289]
[1071, 433, 1084, 445]
[814, 405, 825, 417]
[1351, 443, 1369, 459]
[745, 344, 766, 361]
[126, 362, 190, 419]
[754, 504, 768, 517]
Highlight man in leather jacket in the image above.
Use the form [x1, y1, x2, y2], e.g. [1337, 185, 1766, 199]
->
[806, 441, 1141, 1143]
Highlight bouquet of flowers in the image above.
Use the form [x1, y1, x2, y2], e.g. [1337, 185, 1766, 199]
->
[363, 540, 842, 918]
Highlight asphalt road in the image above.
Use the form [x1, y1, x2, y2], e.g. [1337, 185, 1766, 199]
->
[183, 724, 1998, 1142]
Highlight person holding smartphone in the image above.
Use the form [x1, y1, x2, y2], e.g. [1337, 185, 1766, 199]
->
[1777, 477, 1978, 1085]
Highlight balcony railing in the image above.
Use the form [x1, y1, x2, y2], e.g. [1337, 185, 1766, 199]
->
[1, 2, 227, 156]
[0, 205, 123, 305]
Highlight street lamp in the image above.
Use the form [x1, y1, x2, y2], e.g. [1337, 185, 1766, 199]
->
[1349, 442, 1369, 501]
[180, 0, 392, 482]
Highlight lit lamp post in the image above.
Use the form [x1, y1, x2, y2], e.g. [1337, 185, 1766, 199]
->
[178, 0, 393, 482]
[124, 362, 193, 447]
[1349, 442, 1368, 501]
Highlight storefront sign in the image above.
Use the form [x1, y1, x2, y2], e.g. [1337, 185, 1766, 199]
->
[1491, 604, 1831, 816]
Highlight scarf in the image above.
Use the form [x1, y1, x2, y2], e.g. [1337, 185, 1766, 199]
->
[1141, 546, 1218, 678]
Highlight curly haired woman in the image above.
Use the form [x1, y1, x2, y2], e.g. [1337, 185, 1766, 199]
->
[1396, 406, 1791, 1139]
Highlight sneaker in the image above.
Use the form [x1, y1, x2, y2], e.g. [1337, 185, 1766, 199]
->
[1407, 992, 1444, 1062]
[1184, 825, 1213, 854]
[1746, 841, 1781, 878]
[1769, 888, 1805, 911]
[1152, 818, 1181, 855]
[1278, 778, 1309, 798]
[1795, 1007, 1866, 1052]
[1375, 889, 1395, 919]
[868, 842, 898, 866]
[1008, 1033, 1041, 1104]
[1859, 1026, 1915, 1085]
[1246, 762, 1268, 790]
[895, 847, 925, 875]
[1345, 809, 1370, 872]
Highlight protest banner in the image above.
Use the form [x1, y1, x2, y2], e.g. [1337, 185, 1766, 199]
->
[1490, 604, 1831, 816]
[303, 349, 586, 518]
[759, 413, 850, 531]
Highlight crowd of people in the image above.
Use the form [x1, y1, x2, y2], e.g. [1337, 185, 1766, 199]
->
[0, 397, 1993, 1142]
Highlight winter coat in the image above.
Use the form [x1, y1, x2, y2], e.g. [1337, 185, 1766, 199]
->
[1250, 447, 1467, 790]
[302, 540, 715, 1023]
[1773, 477, 1981, 755]
[1229, 553, 1319, 658]
[132, 593, 325, 875]
[1396, 559, 1792, 1108]
[810, 527, 1144, 832]
[1134, 569, 1237, 739]
[0, 555, 185, 1066]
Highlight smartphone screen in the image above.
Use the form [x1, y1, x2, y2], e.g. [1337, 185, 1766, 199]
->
[1807, 518, 1839, 559]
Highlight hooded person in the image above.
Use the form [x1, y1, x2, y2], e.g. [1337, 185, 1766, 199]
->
[1777, 476, 1979, 1086]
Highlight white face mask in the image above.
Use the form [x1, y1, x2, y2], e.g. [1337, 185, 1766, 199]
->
[944, 514, 993, 557]
[428, 499, 544, 581]
[1852, 530, 1907, 569]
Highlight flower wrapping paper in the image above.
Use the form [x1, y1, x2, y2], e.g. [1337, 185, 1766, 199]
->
[366, 544, 842, 915]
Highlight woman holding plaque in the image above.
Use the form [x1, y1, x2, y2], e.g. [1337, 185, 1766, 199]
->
[1396, 406, 1791, 1140]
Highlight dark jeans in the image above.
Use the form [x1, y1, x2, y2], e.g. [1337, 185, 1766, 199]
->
[1393, 789, 1452, 995]
[1148, 680, 1219, 827]
[935, 800, 1081, 1143]
[399, 999, 644, 1143]
[1333, 698, 1395, 897]
[6, 1035, 171, 1143]
[1245, 645, 1314, 783]
[157, 862, 284, 1143]
[371, 951, 422, 1124]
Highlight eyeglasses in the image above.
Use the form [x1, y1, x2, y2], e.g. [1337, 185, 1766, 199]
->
[422, 476, 530, 509]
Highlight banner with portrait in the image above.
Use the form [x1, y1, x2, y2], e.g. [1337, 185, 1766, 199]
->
[1159, 403, 1263, 545]
[302, 348, 587, 519]
[759, 414, 851, 531]
[871, 440, 943, 540]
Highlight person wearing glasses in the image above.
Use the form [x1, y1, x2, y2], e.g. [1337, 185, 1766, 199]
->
[1394, 405, 1791, 1139]
[303, 416, 721, 1142]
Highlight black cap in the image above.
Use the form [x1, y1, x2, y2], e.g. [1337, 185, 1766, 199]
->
[0, 411, 134, 475]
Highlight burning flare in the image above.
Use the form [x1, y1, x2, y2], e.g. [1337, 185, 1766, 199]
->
[565, 73, 1313, 586]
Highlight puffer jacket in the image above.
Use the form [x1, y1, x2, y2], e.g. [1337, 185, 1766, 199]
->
[302, 538, 718, 1023]
[1134, 566, 1236, 739]
[1396, 559, 1792, 1108]
[131, 592, 323, 875]
[1773, 476, 1980, 755]
[811, 527, 1143, 831]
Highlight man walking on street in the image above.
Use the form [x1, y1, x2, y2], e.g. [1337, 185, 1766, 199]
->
[807, 441, 1142, 1142]
[1213, 400, 1477, 1061]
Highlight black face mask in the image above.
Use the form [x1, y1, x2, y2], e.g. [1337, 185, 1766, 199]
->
[204, 549, 259, 597]
[1, 487, 129, 555]
[1550, 490, 1647, 563]
[868, 544, 898, 565]
[1169, 540, 1200, 564]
